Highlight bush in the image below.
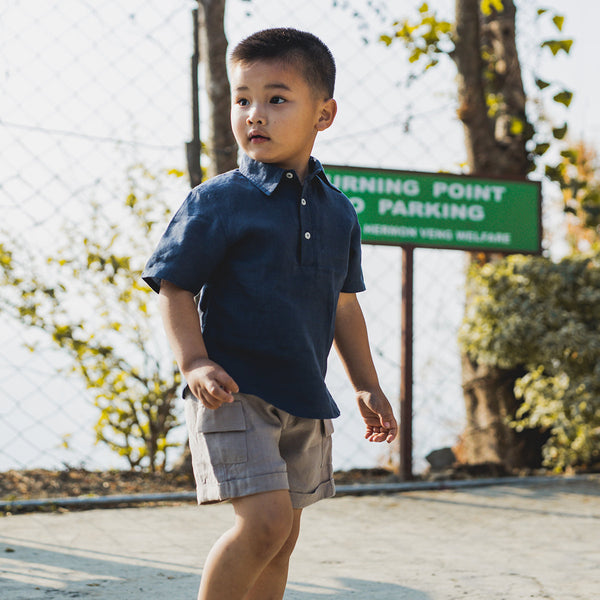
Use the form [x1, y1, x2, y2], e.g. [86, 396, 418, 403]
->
[459, 253, 600, 471]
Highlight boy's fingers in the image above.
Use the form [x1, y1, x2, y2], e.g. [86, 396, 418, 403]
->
[217, 371, 239, 395]
[364, 411, 397, 443]
[199, 389, 221, 410]
[206, 380, 235, 404]
[381, 416, 398, 443]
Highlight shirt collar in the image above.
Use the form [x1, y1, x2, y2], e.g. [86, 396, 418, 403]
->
[239, 153, 336, 196]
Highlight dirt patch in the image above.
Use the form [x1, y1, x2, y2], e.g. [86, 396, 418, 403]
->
[0, 467, 394, 505]
[0, 468, 195, 502]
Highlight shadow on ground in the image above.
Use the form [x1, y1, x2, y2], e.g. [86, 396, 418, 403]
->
[0, 538, 200, 599]
[1, 536, 433, 600]
[286, 578, 432, 599]
[1, 539, 432, 600]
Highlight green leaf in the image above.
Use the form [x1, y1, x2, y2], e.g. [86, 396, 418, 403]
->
[560, 149, 579, 164]
[535, 78, 551, 90]
[510, 117, 524, 136]
[533, 143, 550, 156]
[480, 0, 504, 16]
[552, 15, 565, 32]
[553, 90, 573, 107]
[542, 39, 573, 56]
[545, 163, 566, 185]
[552, 124, 568, 140]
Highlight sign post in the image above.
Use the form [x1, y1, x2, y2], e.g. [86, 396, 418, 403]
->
[325, 165, 542, 479]
[400, 245, 414, 481]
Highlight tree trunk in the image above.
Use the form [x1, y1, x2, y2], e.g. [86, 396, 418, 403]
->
[454, 0, 497, 175]
[454, 0, 543, 469]
[197, 0, 238, 178]
[173, 1, 238, 475]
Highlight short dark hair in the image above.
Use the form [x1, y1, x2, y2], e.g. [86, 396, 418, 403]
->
[230, 28, 336, 99]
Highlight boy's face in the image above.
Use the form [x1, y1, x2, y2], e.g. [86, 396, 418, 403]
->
[230, 59, 336, 181]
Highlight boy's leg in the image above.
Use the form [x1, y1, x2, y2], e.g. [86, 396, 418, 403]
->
[198, 489, 294, 600]
[244, 508, 302, 600]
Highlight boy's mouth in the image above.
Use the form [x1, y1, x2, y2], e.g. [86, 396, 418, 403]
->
[249, 131, 269, 142]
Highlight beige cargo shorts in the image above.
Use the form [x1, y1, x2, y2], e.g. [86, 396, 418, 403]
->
[184, 391, 335, 509]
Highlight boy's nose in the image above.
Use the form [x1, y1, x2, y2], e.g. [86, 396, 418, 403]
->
[247, 105, 266, 125]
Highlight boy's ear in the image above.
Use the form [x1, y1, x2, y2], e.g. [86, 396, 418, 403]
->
[316, 98, 337, 132]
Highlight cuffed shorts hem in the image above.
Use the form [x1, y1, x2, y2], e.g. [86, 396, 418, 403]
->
[290, 478, 336, 509]
[197, 472, 335, 509]
[196, 472, 289, 505]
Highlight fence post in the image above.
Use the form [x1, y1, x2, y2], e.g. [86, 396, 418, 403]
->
[186, 7, 202, 188]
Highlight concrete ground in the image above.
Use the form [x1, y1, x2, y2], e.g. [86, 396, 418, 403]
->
[0, 475, 598, 599]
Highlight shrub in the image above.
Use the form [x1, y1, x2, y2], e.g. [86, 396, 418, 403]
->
[459, 253, 600, 471]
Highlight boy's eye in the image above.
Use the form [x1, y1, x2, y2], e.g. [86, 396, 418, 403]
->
[237, 98, 249, 106]
[270, 96, 285, 104]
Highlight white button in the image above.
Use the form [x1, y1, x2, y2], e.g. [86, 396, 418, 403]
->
[285, 172, 293, 179]
[301, 198, 307, 206]
[304, 232, 311, 240]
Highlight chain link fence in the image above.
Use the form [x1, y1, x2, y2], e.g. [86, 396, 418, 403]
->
[1, 0, 468, 477]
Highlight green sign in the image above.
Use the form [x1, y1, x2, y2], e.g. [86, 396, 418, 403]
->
[324, 165, 542, 253]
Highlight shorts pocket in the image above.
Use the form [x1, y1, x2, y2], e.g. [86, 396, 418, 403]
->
[197, 401, 248, 465]
[320, 419, 334, 467]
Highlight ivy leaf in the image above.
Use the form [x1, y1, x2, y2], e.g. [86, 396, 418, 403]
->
[553, 90, 573, 107]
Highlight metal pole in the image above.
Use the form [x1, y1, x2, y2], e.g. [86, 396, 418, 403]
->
[186, 7, 202, 188]
[400, 245, 414, 480]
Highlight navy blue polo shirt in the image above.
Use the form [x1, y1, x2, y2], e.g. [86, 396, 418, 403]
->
[142, 154, 365, 419]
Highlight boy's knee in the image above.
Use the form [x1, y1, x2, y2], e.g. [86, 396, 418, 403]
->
[234, 492, 294, 558]
[256, 511, 293, 555]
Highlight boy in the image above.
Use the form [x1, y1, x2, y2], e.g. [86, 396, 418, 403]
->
[143, 28, 397, 600]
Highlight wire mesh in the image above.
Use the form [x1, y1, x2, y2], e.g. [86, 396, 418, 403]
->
[0, 0, 467, 476]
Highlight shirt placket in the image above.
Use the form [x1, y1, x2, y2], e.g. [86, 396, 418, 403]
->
[298, 177, 314, 266]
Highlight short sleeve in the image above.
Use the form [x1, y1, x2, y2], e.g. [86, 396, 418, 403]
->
[341, 215, 366, 293]
[142, 188, 227, 294]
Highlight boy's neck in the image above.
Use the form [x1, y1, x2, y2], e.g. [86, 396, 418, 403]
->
[294, 162, 310, 184]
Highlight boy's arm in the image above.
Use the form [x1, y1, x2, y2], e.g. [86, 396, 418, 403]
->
[158, 280, 239, 409]
[333, 292, 398, 443]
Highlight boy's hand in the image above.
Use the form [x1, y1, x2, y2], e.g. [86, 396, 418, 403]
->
[356, 390, 398, 443]
[185, 358, 239, 410]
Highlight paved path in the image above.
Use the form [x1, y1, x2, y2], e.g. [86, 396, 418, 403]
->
[0, 476, 598, 599]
